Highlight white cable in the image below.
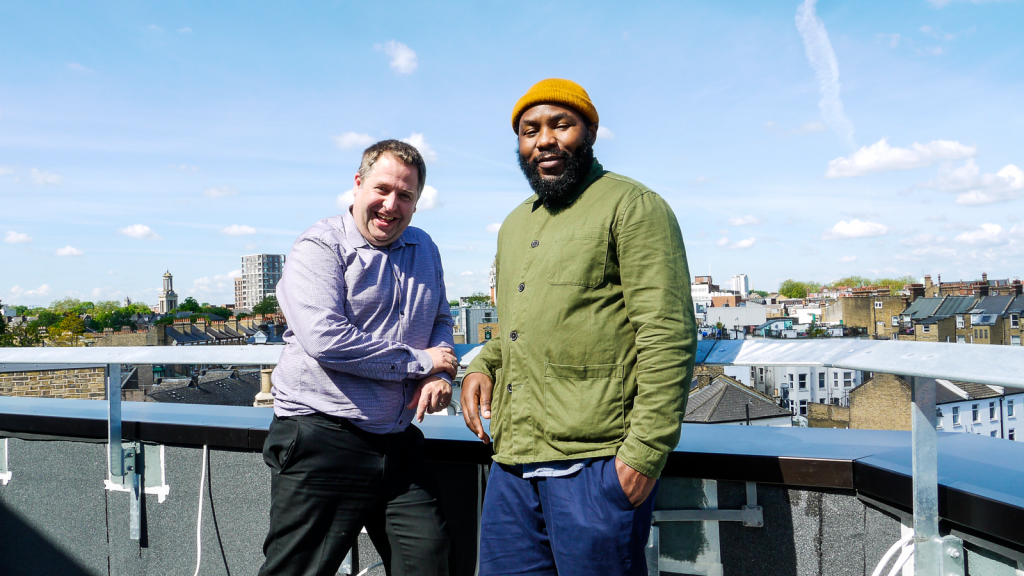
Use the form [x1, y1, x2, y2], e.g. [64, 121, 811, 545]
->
[193, 445, 209, 576]
[871, 534, 914, 576]
[355, 561, 383, 576]
[887, 547, 914, 576]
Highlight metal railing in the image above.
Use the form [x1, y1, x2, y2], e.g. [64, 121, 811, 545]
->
[2, 339, 1023, 575]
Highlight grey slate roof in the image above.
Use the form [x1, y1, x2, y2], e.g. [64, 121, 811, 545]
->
[147, 370, 261, 406]
[971, 295, 1014, 315]
[1005, 295, 1024, 314]
[934, 378, 1024, 405]
[903, 298, 943, 319]
[934, 296, 977, 317]
[685, 375, 791, 424]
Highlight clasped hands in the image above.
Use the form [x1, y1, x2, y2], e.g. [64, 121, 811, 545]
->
[406, 346, 458, 423]
[460, 372, 656, 507]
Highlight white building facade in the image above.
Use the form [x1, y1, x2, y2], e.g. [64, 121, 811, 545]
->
[729, 365, 864, 415]
[935, 382, 1024, 441]
[239, 254, 286, 310]
[731, 274, 750, 298]
[158, 271, 178, 314]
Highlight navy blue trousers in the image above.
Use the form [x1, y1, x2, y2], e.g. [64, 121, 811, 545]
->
[479, 457, 656, 576]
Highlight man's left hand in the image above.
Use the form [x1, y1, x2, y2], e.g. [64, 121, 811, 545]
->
[407, 375, 453, 422]
[615, 456, 657, 508]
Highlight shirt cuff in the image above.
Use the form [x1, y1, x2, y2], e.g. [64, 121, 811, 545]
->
[410, 348, 433, 378]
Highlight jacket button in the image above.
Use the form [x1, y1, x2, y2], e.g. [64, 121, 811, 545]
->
[518, 283, 525, 292]
[530, 240, 539, 248]
[507, 382, 513, 393]
[509, 331, 518, 341]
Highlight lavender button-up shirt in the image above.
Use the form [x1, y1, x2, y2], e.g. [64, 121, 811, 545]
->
[271, 210, 454, 434]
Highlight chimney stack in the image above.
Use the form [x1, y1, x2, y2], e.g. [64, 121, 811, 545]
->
[254, 369, 274, 407]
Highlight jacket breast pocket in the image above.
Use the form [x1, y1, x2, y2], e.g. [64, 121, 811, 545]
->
[545, 227, 609, 288]
[543, 363, 625, 444]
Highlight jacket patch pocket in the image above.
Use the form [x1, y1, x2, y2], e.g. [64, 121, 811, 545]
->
[545, 227, 609, 288]
[543, 363, 625, 444]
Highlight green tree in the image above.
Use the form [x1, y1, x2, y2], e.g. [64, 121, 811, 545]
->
[253, 295, 280, 315]
[875, 276, 916, 295]
[50, 297, 83, 314]
[47, 314, 86, 346]
[177, 297, 202, 313]
[460, 292, 492, 305]
[778, 279, 818, 299]
[28, 310, 62, 332]
[828, 276, 871, 288]
[750, 290, 769, 298]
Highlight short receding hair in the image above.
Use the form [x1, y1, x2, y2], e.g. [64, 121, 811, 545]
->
[358, 140, 427, 195]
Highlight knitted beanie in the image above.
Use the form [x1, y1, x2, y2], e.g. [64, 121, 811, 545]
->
[511, 78, 599, 133]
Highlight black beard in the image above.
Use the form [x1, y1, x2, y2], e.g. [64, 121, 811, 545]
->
[517, 138, 594, 208]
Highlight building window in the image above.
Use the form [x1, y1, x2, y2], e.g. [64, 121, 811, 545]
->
[957, 315, 965, 328]
[923, 325, 930, 333]
[833, 373, 839, 388]
[799, 400, 808, 416]
[1010, 429, 1016, 441]
[985, 329, 989, 338]
[818, 373, 825, 389]
[957, 335, 966, 343]
[892, 316, 899, 326]
[844, 372, 853, 387]
[798, 374, 807, 389]
[973, 404, 980, 422]
[991, 430, 998, 437]
[1013, 315, 1020, 329]
[1013, 336, 1021, 346]
[990, 401, 997, 420]
[875, 301, 883, 309]
[831, 398, 840, 405]
[1009, 400, 1015, 417]
[952, 406, 960, 425]
[788, 374, 794, 388]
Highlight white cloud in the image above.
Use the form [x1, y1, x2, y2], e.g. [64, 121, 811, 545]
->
[955, 223, 1005, 245]
[0, 167, 14, 176]
[30, 168, 63, 185]
[716, 237, 730, 247]
[825, 138, 976, 178]
[67, 62, 93, 73]
[221, 224, 257, 236]
[790, 121, 827, 135]
[461, 271, 474, 277]
[823, 219, 889, 240]
[4, 231, 32, 244]
[333, 132, 375, 150]
[337, 188, 355, 209]
[729, 237, 757, 250]
[795, 0, 856, 147]
[926, 160, 1024, 205]
[927, 0, 998, 7]
[191, 271, 239, 296]
[401, 133, 438, 162]
[418, 185, 440, 210]
[486, 223, 502, 234]
[597, 126, 615, 140]
[378, 40, 418, 75]
[170, 163, 198, 172]
[901, 233, 937, 246]
[10, 284, 52, 298]
[56, 245, 84, 256]
[728, 215, 761, 226]
[204, 186, 239, 198]
[118, 224, 161, 240]
[177, 27, 192, 34]
[838, 255, 858, 263]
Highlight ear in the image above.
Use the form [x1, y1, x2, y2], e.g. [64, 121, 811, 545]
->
[588, 122, 600, 143]
[353, 172, 363, 190]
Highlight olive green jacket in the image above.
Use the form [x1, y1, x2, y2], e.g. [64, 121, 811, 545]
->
[465, 159, 697, 478]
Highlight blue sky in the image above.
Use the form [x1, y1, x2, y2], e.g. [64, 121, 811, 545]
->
[2, 0, 1023, 307]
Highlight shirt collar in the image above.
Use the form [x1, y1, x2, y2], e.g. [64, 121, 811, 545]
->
[524, 158, 606, 211]
[341, 208, 416, 250]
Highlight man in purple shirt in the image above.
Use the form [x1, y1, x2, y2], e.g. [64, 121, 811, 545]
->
[259, 140, 458, 576]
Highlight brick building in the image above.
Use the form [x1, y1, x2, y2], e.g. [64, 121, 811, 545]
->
[0, 364, 106, 400]
[848, 373, 912, 431]
[822, 294, 908, 340]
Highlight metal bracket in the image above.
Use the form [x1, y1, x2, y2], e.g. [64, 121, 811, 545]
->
[124, 446, 141, 540]
[108, 363, 124, 477]
[941, 535, 965, 576]
[1, 438, 11, 485]
[652, 481, 764, 528]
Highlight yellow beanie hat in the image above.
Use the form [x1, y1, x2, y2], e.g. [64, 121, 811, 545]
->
[511, 78, 599, 133]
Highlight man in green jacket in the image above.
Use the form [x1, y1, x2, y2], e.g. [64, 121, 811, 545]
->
[461, 78, 697, 575]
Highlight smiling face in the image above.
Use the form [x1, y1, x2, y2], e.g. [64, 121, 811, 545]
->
[517, 103, 599, 206]
[351, 153, 420, 247]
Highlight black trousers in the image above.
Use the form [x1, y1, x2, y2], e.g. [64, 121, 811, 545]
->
[258, 413, 451, 576]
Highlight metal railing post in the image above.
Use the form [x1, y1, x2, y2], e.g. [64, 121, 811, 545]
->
[108, 363, 124, 477]
[910, 376, 942, 575]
